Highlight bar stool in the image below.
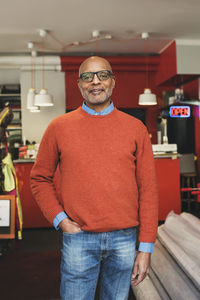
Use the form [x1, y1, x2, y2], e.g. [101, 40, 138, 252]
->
[181, 173, 197, 211]
[191, 182, 200, 216]
[179, 154, 197, 212]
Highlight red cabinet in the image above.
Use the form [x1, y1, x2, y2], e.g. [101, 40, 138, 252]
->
[14, 162, 51, 228]
[154, 158, 181, 220]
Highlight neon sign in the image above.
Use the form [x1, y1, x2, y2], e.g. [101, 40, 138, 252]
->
[169, 106, 190, 118]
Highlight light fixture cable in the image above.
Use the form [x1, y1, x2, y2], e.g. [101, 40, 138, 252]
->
[34, 29, 54, 107]
[145, 36, 149, 89]
[42, 35, 45, 90]
[138, 32, 157, 105]
[31, 51, 36, 89]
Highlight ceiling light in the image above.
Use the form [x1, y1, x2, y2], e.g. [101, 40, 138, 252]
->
[105, 34, 112, 39]
[27, 88, 36, 109]
[141, 32, 149, 39]
[139, 32, 157, 106]
[30, 106, 40, 113]
[39, 29, 48, 38]
[27, 42, 34, 49]
[35, 30, 54, 107]
[30, 107, 40, 113]
[27, 43, 39, 112]
[139, 88, 157, 105]
[34, 89, 54, 106]
[92, 30, 100, 38]
[31, 50, 37, 57]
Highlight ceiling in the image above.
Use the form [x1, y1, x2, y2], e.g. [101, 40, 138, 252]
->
[0, 0, 200, 56]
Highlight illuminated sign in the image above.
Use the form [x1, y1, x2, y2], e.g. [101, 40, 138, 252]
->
[169, 106, 190, 118]
[195, 106, 200, 118]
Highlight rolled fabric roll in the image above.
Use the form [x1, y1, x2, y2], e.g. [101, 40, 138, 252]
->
[148, 268, 171, 300]
[162, 211, 200, 261]
[131, 274, 162, 300]
[158, 227, 200, 291]
[180, 212, 200, 234]
[151, 240, 200, 299]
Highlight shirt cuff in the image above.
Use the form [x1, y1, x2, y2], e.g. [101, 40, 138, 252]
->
[138, 242, 154, 253]
[53, 211, 69, 230]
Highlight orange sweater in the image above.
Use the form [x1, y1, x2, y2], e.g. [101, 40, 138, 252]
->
[30, 107, 158, 243]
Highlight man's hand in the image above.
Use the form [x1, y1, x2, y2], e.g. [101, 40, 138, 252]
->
[59, 218, 81, 234]
[131, 252, 151, 286]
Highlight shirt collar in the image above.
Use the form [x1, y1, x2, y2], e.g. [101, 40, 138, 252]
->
[82, 101, 114, 116]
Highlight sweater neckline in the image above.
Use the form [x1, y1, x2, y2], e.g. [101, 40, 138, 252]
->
[78, 106, 117, 119]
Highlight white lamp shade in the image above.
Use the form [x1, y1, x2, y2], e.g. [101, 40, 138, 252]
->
[30, 106, 40, 113]
[27, 88, 36, 109]
[139, 88, 157, 105]
[34, 89, 54, 107]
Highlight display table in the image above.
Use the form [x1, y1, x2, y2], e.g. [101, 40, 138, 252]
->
[14, 158, 181, 228]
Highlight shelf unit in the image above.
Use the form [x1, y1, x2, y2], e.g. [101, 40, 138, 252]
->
[0, 94, 21, 109]
[0, 85, 22, 159]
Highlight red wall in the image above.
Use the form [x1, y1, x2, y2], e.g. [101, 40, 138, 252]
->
[184, 79, 200, 178]
[61, 56, 162, 143]
[60, 55, 200, 160]
[155, 40, 177, 86]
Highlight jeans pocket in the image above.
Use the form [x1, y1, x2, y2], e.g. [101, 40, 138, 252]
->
[63, 230, 83, 236]
[120, 227, 136, 235]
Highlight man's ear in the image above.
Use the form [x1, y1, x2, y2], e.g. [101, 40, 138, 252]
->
[112, 77, 116, 89]
[77, 79, 81, 90]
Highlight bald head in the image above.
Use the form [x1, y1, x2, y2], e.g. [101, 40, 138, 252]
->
[79, 56, 113, 76]
[77, 56, 115, 111]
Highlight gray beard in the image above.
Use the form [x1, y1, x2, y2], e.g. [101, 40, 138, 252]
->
[80, 86, 113, 105]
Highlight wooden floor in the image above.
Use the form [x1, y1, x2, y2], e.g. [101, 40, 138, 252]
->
[0, 228, 136, 300]
[1, 202, 199, 299]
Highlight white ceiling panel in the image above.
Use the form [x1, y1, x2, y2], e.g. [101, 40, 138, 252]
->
[0, 0, 199, 55]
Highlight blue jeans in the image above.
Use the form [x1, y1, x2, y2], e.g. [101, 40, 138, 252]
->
[60, 227, 136, 300]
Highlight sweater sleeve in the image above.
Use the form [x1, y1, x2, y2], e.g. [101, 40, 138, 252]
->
[135, 125, 158, 243]
[30, 121, 64, 224]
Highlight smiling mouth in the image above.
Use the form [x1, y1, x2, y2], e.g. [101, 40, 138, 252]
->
[89, 88, 104, 95]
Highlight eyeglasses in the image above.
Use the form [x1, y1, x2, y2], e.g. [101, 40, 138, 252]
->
[79, 70, 114, 82]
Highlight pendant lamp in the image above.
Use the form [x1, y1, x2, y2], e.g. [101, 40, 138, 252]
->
[30, 106, 40, 113]
[139, 33, 157, 106]
[26, 44, 40, 111]
[34, 88, 53, 106]
[139, 88, 157, 105]
[27, 87, 36, 109]
[34, 30, 54, 107]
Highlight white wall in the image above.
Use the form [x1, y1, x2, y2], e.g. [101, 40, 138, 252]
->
[176, 43, 200, 74]
[0, 69, 20, 84]
[20, 70, 66, 142]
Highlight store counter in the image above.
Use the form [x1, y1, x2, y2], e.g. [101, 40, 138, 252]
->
[14, 160, 52, 228]
[14, 157, 181, 228]
[154, 157, 181, 220]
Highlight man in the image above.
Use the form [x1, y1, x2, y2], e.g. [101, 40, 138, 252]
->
[30, 56, 158, 300]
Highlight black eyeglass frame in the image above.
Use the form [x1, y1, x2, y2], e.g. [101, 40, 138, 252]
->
[78, 70, 114, 82]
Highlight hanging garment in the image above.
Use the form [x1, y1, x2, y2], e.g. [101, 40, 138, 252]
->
[2, 152, 23, 240]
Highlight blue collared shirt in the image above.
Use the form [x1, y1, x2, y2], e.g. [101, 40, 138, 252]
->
[53, 101, 154, 253]
[82, 101, 115, 115]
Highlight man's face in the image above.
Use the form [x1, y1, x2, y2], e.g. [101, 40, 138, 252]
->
[78, 57, 115, 107]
